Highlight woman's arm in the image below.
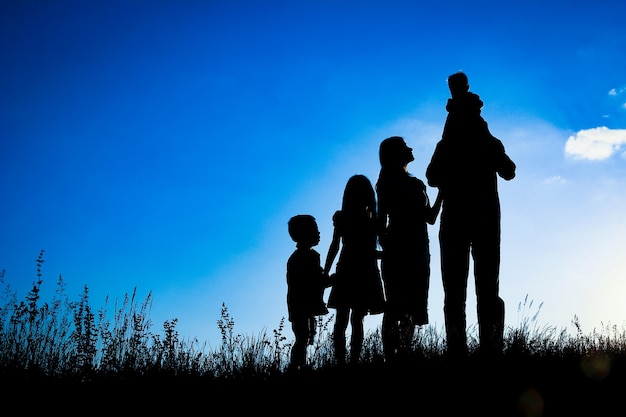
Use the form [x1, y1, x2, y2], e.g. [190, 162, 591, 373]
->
[426, 189, 443, 225]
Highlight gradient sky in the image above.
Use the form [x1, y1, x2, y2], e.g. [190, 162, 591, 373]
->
[2, 0, 626, 348]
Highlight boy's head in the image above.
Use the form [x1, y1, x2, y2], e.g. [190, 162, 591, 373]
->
[447, 71, 469, 97]
[288, 214, 320, 247]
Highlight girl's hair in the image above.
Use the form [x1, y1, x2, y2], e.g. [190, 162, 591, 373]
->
[342, 174, 376, 218]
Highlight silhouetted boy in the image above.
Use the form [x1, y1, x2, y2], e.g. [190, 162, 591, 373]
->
[442, 71, 493, 142]
[286, 214, 329, 371]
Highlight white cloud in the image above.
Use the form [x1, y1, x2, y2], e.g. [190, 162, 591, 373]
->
[564, 127, 626, 160]
[608, 86, 626, 112]
[542, 175, 566, 185]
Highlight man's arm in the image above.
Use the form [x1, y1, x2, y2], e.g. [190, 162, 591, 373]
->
[426, 141, 446, 188]
[492, 139, 516, 180]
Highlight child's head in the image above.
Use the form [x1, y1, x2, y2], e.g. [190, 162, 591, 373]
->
[288, 214, 320, 247]
[342, 174, 376, 215]
[447, 71, 469, 97]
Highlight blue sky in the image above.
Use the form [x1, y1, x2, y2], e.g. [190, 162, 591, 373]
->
[2, 0, 626, 347]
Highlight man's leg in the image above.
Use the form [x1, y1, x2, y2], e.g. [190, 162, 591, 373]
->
[473, 232, 504, 356]
[440, 231, 471, 357]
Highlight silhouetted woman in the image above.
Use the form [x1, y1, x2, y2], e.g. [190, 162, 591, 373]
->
[376, 136, 441, 360]
[324, 174, 385, 365]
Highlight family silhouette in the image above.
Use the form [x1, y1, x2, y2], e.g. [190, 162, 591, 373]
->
[286, 71, 516, 370]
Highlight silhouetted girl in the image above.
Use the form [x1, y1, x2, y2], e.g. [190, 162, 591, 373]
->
[324, 174, 385, 365]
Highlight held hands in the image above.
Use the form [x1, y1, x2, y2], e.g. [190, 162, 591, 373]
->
[323, 271, 336, 288]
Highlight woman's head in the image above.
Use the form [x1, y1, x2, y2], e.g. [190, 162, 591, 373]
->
[379, 136, 414, 169]
[342, 174, 376, 214]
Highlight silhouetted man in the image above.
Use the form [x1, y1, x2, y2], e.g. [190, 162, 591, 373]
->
[426, 71, 516, 357]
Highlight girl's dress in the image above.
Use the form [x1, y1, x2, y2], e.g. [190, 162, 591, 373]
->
[327, 209, 385, 315]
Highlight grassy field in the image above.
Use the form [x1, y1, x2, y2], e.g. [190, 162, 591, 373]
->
[2, 252, 624, 415]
